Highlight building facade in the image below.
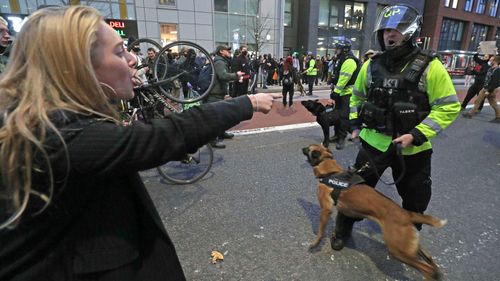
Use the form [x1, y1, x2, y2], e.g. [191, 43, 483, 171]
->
[283, 0, 425, 58]
[0, 0, 284, 57]
[422, 0, 500, 52]
[284, 0, 424, 56]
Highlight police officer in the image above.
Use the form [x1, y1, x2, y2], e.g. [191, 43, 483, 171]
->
[302, 52, 317, 96]
[330, 4, 461, 251]
[330, 39, 360, 150]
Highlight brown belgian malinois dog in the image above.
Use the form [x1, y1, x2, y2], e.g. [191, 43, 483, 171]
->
[302, 144, 446, 280]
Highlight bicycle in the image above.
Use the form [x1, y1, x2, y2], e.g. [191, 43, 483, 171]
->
[125, 39, 216, 184]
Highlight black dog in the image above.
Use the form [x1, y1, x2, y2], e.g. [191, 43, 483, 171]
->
[301, 100, 340, 147]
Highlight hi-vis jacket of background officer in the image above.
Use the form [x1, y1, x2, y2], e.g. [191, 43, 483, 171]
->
[305, 58, 317, 76]
[332, 54, 359, 96]
[349, 54, 461, 155]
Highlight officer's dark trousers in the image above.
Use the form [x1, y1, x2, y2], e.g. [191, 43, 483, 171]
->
[337, 140, 433, 231]
[461, 83, 484, 110]
[331, 94, 350, 139]
[307, 76, 315, 95]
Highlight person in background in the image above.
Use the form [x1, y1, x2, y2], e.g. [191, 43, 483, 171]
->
[0, 16, 12, 74]
[303, 51, 316, 96]
[462, 55, 500, 122]
[460, 52, 493, 111]
[0, 6, 280, 280]
[144, 47, 157, 80]
[232, 45, 250, 96]
[206, 45, 244, 148]
[292, 52, 300, 71]
[330, 39, 360, 150]
[280, 56, 297, 107]
[337, 4, 460, 251]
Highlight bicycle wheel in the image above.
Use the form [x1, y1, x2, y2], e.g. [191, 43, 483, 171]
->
[157, 144, 214, 184]
[128, 38, 169, 81]
[152, 41, 215, 103]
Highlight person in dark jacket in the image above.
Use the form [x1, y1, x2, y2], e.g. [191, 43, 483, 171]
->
[232, 45, 250, 96]
[0, 6, 280, 281]
[206, 44, 245, 148]
[461, 53, 492, 110]
[280, 56, 297, 107]
[463, 55, 500, 122]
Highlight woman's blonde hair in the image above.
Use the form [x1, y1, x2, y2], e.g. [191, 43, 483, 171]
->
[0, 6, 119, 229]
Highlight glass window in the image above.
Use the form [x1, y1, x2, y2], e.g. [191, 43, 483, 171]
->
[353, 2, 364, 30]
[496, 29, 500, 50]
[444, 0, 451, 7]
[159, 0, 175, 5]
[126, 4, 135, 20]
[86, 1, 112, 18]
[229, 14, 245, 45]
[160, 23, 177, 47]
[329, 4, 339, 27]
[476, 0, 486, 13]
[284, 0, 292, 27]
[246, 0, 259, 15]
[344, 4, 354, 29]
[214, 0, 228, 12]
[469, 23, 489, 50]
[284, 13, 292, 27]
[229, 0, 245, 14]
[246, 16, 256, 43]
[452, 0, 458, 8]
[438, 18, 464, 50]
[319, 0, 329, 27]
[214, 14, 228, 43]
[488, 0, 499, 16]
[465, 0, 474, 11]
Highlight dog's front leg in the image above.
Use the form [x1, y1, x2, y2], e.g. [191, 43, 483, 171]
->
[310, 185, 334, 248]
[320, 120, 330, 147]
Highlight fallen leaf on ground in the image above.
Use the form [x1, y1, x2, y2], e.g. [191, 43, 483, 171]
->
[211, 250, 224, 264]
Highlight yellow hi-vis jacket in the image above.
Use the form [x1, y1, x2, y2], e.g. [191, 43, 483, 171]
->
[349, 58, 461, 155]
[333, 58, 358, 96]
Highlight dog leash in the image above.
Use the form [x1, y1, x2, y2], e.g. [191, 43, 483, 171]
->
[352, 138, 406, 186]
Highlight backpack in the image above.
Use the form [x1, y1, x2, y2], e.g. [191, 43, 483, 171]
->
[282, 69, 295, 86]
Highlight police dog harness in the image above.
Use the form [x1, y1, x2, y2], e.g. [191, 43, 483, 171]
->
[319, 171, 365, 206]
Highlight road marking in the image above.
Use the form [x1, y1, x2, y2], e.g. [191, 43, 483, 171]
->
[232, 103, 499, 136]
[232, 122, 320, 135]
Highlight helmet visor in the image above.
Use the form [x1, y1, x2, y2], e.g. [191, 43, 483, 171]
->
[374, 5, 421, 38]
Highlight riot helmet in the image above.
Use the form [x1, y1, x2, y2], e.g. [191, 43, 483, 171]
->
[374, 4, 422, 51]
[334, 39, 352, 54]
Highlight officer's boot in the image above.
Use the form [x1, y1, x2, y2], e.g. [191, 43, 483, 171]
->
[331, 212, 355, 251]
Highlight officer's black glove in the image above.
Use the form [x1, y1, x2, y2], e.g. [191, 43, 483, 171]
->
[409, 128, 428, 146]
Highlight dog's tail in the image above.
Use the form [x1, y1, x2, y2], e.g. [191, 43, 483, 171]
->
[409, 212, 447, 228]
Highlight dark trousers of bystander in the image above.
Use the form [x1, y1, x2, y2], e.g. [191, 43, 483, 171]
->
[282, 84, 294, 107]
[462, 83, 484, 110]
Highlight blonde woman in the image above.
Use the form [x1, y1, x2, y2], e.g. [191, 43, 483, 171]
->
[0, 6, 279, 280]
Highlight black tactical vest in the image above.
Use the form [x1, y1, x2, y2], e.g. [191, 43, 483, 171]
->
[359, 50, 436, 136]
[332, 53, 360, 87]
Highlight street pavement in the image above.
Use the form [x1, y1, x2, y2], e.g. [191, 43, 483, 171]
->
[229, 82, 473, 134]
[140, 90, 500, 280]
